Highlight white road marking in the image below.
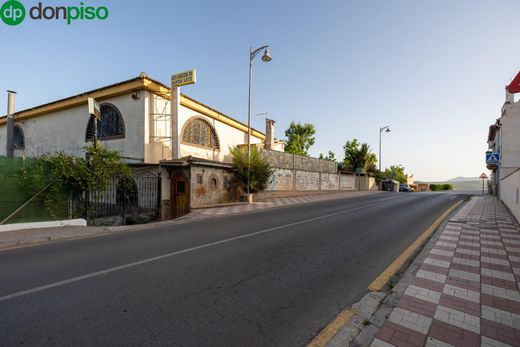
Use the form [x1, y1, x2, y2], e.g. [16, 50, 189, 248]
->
[0, 195, 409, 303]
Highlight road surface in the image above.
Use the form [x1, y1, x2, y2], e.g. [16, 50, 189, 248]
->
[0, 192, 467, 346]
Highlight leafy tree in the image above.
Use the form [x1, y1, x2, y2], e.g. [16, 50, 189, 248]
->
[284, 122, 316, 156]
[342, 139, 377, 173]
[382, 165, 407, 183]
[230, 146, 272, 193]
[319, 151, 337, 162]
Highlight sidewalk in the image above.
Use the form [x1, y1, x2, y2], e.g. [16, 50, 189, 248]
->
[186, 191, 381, 219]
[369, 196, 520, 347]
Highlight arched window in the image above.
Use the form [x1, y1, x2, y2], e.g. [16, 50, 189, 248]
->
[181, 117, 220, 150]
[86, 103, 125, 141]
[13, 124, 24, 149]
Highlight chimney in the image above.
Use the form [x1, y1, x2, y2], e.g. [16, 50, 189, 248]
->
[265, 118, 275, 150]
[6, 90, 16, 158]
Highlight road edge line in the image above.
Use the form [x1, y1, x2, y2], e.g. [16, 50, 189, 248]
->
[367, 199, 463, 291]
[307, 308, 357, 347]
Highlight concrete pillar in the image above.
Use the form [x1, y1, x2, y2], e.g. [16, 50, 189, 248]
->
[6, 91, 16, 158]
[171, 86, 180, 159]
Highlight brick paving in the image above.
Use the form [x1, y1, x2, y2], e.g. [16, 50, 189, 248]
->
[186, 191, 379, 219]
[371, 196, 520, 347]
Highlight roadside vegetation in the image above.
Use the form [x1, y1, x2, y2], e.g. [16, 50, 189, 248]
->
[230, 146, 272, 193]
[284, 122, 316, 156]
[429, 183, 453, 191]
[14, 144, 132, 221]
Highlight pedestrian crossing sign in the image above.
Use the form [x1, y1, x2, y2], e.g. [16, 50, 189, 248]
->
[486, 152, 499, 164]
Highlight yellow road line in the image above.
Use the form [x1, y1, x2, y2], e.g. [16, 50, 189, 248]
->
[308, 308, 357, 347]
[367, 200, 463, 291]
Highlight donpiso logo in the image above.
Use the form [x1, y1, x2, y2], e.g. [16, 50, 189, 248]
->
[1, 0, 109, 26]
[0, 0, 25, 26]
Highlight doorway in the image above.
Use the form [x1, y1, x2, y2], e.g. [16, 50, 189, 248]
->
[171, 173, 190, 218]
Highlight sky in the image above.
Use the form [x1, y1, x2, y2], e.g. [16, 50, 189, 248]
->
[1, 0, 519, 181]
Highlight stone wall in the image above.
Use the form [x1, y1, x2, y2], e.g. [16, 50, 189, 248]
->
[260, 149, 370, 193]
[190, 165, 238, 207]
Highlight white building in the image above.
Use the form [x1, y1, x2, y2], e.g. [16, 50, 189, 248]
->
[487, 81, 520, 222]
[0, 73, 285, 219]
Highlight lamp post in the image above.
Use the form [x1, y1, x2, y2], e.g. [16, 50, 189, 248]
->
[247, 45, 272, 196]
[379, 126, 391, 172]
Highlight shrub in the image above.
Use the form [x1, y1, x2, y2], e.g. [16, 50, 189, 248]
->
[429, 184, 440, 191]
[230, 146, 272, 193]
[442, 183, 453, 191]
[18, 144, 132, 217]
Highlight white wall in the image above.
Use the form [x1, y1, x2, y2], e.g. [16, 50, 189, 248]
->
[501, 102, 520, 167]
[501, 169, 520, 222]
[0, 93, 145, 162]
[145, 92, 263, 163]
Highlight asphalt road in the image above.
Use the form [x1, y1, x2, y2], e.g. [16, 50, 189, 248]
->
[0, 192, 468, 346]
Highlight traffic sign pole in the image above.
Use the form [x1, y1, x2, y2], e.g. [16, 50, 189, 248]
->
[479, 173, 488, 195]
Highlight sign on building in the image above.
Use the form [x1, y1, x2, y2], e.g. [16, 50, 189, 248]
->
[485, 152, 500, 165]
[88, 97, 101, 119]
[171, 69, 197, 87]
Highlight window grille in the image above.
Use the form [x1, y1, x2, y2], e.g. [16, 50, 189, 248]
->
[182, 117, 219, 150]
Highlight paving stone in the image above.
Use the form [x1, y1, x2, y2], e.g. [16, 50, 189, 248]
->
[482, 284, 520, 303]
[481, 305, 520, 330]
[454, 248, 479, 256]
[481, 318, 520, 347]
[388, 307, 433, 334]
[428, 319, 480, 347]
[481, 268, 516, 282]
[481, 335, 515, 347]
[434, 305, 480, 333]
[442, 284, 480, 303]
[416, 270, 447, 284]
[424, 337, 455, 347]
[404, 285, 441, 304]
[448, 269, 480, 282]
[452, 257, 480, 267]
[482, 257, 511, 266]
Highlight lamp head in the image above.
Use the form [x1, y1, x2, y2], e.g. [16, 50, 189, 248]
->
[385, 128, 391, 133]
[261, 48, 272, 62]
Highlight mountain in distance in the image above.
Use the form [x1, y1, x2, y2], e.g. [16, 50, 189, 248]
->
[414, 176, 483, 191]
[447, 176, 479, 182]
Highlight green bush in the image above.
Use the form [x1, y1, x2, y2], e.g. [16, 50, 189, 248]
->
[429, 184, 440, 191]
[18, 144, 132, 218]
[429, 183, 453, 191]
[442, 183, 453, 191]
[230, 146, 272, 193]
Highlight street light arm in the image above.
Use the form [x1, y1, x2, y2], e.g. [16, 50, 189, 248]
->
[250, 45, 269, 61]
[380, 125, 390, 133]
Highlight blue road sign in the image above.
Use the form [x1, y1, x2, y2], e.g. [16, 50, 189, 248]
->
[486, 152, 500, 164]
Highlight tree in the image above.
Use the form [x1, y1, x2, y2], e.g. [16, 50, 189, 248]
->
[284, 122, 316, 156]
[319, 151, 337, 162]
[230, 146, 272, 193]
[381, 165, 407, 183]
[342, 139, 377, 172]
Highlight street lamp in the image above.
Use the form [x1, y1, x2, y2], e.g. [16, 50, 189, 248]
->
[247, 45, 272, 196]
[379, 126, 391, 172]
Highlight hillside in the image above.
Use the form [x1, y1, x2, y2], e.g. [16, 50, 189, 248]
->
[416, 178, 484, 191]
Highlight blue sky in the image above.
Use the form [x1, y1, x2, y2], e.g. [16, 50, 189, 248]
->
[1, 0, 519, 181]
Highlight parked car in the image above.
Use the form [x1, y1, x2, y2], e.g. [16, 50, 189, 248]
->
[399, 183, 413, 192]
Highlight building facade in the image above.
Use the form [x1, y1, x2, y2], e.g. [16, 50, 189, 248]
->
[487, 81, 520, 222]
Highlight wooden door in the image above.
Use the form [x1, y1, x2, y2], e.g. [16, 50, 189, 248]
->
[171, 174, 190, 219]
